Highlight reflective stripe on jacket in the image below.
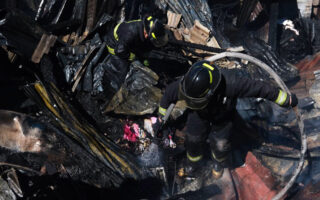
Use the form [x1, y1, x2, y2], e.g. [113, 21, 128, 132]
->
[106, 19, 152, 61]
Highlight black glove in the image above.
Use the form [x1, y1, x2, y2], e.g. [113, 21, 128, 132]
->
[290, 94, 298, 108]
[281, 93, 298, 108]
[115, 42, 130, 59]
[152, 117, 163, 136]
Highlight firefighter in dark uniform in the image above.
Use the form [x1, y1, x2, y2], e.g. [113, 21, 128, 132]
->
[157, 60, 298, 179]
[100, 15, 168, 96]
[105, 15, 168, 83]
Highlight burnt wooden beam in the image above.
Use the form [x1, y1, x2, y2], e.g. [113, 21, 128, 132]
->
[268, 1, 279, 51]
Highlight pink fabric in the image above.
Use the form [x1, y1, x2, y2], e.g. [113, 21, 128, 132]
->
[123, 123, 140, 142]
[132, 123, 140, 137]
[151, 117, 157, 124]
[123, 124, 137, 142]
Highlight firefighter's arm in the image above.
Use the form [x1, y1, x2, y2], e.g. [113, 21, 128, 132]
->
[274, 90, 298, 108]
[158, 80, 180, 117]
[224, 72, 298, 108]
[114, 41, 130, 60]
[150, 81, 179, 135]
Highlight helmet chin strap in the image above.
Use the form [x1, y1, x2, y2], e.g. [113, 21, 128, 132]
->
[143, 28, 148, 39]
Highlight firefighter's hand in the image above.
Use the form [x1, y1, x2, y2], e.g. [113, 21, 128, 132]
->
[115, 43, 130, 59]
[152, 117, 163, 136]
[289, 94, 298, 108]
[281, 93, 298, 108]
[144, 117, 162, 137]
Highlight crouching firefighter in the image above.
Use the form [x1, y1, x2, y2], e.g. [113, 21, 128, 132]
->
[156, 60, 298, 179]
[104, 15, 169, 84]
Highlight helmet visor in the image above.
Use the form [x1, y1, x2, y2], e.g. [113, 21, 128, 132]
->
[178, 81, 209, 110]
[150, 31, 168, 47]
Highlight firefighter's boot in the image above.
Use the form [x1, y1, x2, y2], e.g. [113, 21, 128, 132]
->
[185, 152, 204, 177]
[210, 151, 227, 179]
[178, 152, 204, 178]
[211, 158, 224, 179]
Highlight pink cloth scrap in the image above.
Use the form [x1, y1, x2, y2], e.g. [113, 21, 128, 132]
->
[151, 117, 157, 124]
[123, 123, 141, 142]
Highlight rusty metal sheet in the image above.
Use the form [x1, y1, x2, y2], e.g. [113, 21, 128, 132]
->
[232, 152, 280, 200]
[292, 181, 320, 199]
[295, 52, 320, 72]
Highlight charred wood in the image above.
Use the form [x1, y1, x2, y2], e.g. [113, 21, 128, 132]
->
[243, 36, 298, 82]
[236, 0, 258, 27]
[0, 9, 45, 59]
[268, 1, 279, 51]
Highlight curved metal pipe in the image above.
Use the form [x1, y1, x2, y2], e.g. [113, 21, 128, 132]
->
[206, 52, 307, 200]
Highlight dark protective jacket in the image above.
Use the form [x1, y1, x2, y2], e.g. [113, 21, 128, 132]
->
[159, 68, 282, 124]
[105, 19, 153, 61]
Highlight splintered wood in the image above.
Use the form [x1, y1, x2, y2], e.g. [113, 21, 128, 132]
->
[31, 34, 57, 63]
[167, 10, 182, 28]
[189, 20, 210, 45]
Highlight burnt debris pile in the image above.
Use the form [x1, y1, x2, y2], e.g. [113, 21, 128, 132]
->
[1, 0, 320, 199]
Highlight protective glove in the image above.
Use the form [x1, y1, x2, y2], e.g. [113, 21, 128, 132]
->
[151, 117, 176, 148]
[152, 117, 163, 136]
[144, 117, 162, 137]
[143, 59, 150, 66]
[115, 42, 130, 60]
[289, 93, 298, 108]
[277, 92, 298, 108]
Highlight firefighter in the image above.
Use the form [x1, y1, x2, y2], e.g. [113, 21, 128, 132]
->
[156, 60, 298, 179]
[106, 15, 168, 67]
[97, 15, 168, 95]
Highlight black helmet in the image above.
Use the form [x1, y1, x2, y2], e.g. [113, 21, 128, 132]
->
[144, 16, 168, 47]
[179, 60, 221, 110]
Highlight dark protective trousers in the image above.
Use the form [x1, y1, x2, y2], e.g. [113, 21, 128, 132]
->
[185, 110, 248, 163]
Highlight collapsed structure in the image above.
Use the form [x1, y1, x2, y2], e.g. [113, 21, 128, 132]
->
[0, 0, 320, 199]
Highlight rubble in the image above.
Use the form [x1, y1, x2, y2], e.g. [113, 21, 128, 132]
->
[0, 176, 16, 200]
[309, 70, 320, 108]
[1, 0, 320, 199]
[104, 61, 161, 115]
